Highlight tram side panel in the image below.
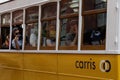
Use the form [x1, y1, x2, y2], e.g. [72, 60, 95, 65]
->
[0, 53, 119, 80]
[58, 54, 118, 80]
[117, 55, 120, 80]
[23, 53, 58, 80]
[0, 68, 23, 80]
[0, 53, 23, 80]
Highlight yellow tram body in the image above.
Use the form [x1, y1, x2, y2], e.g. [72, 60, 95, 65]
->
[0, 0, 119, 80]
[0, 53, 119, 80]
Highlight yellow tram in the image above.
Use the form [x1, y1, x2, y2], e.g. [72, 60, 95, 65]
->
[0, 0, 119, 80]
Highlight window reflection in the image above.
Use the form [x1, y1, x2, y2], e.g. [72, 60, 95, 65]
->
[60, 0, 79, 15]
[1, 13, 10, 25]
[42, 3, 57, 19]
[25, 23, 38, 47]
[83, 13, 106, 45]
[41, 21, 56, 47]
[13, 10, 23, 24]
[60, 18, 78, 46]
[83, 0, 107, 11]
[26, 6, 39, 23]
[41, 2, 57, 49]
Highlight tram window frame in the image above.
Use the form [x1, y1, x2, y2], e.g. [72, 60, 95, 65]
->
[59, 0, 79, 50]
[81, 0, 107, 50]
[24, 6, 39, 50]
[40, 2, 57, 50]
[0, 13, 10, 49]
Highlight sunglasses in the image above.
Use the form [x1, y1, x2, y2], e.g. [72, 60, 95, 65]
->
[15, 32, 20, 35]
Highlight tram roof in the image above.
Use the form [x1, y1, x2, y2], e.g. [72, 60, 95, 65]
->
[0, 0, 53, 13]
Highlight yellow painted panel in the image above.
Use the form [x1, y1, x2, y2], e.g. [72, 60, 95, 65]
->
[0, 53, 23, 69]
[24, 71, 57, 80]
[0, 52, 119, 80]
[0, 68, 23, 80]
[58, 75, 104, 80]
[117, 55, 120, 80]
[58, 54, 117, 80]
[23, 53, 57, 72]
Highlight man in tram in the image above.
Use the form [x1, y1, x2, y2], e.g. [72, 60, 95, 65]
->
[11, 27, 23, 50]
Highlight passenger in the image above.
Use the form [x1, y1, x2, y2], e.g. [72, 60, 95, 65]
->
[65, 20, 78, 46]
[12, 27, 23, 50]
[46, 24, 56, 46]
[2, 34, 10, 49]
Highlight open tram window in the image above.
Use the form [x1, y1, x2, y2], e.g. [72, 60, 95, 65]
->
[11, 25, 23, 50]
[40, 2, 57, 50]
[11, 10, 23, 50]
[81, 0, 107, 50]
[25, 6, 39, 50]
[59, 0, 79, 50]
[1, 27, 10, 49]
[0, 13, 10, 49]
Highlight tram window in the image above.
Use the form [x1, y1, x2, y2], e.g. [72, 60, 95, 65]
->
[40, 2, 57, 50]
[81, 0, 107, 50]
[25, 6, 39, 50]
[12, 10, 23, 25]
[59, 0, 79, 50]
[25, 23, 38, 48]
[1, 27, 10, 49]
[41, 21, 56, 47]
[0, 13, 10, 49]
[60, 18, 78, 46]
[11, 10, 23, 50]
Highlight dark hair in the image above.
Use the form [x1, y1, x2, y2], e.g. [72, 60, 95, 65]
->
[13, 27, 19, 32]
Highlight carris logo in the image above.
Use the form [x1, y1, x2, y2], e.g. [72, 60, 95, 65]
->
[99, 60, 111, 72]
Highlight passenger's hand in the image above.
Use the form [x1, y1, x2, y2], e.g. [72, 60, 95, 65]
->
[14, 36, 19, 41]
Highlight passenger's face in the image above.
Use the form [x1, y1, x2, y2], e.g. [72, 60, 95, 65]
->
[14, 30, 20, 36]
[70, 24, 77, 33]
[6, 34, 10, 41]
[50, 25, 55, 30]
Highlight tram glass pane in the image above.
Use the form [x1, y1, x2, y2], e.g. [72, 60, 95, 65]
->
[83, 13, 106, 45]
[60, 0, 79, 15]
[1, 13, 10, 26]
[12, 10, 23, 25]
[41, 20, 56, 47]
[1, 27, 10, 49]
[83, 0, 107, 11]
[41, 2, 57, 19]
[0, 13, 10, 49]
[60, 17, 78, 46]
[26, 6, 39, 23]
[25, 23, 38, 48]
